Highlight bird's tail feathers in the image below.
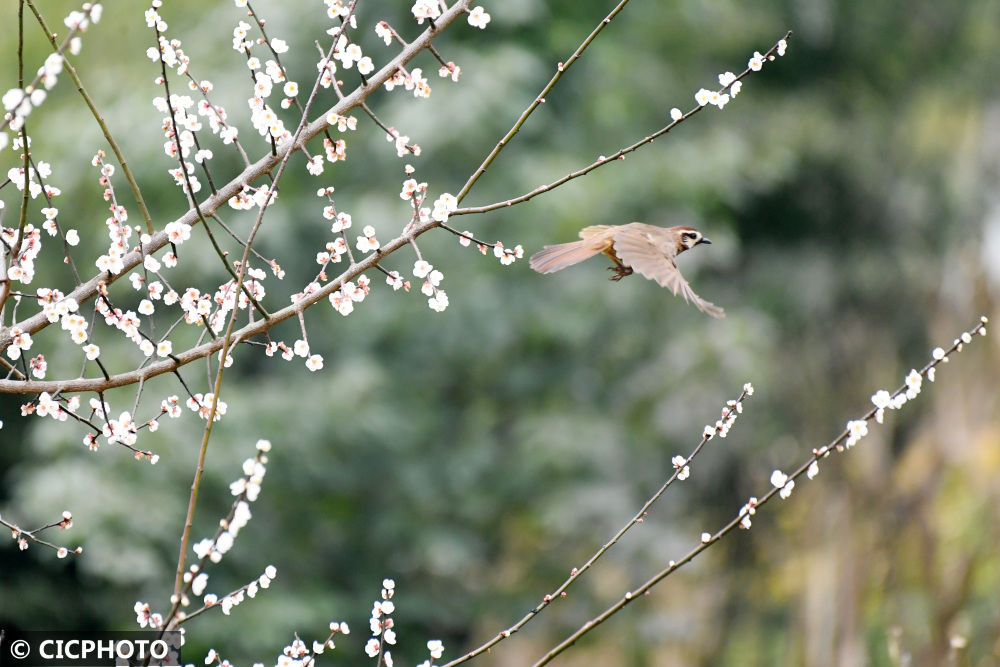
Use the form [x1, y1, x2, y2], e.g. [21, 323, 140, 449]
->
[578, 225, 612, 240]
[529, 240, 603, 274]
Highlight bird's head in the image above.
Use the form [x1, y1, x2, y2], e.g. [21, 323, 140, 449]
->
[675, 226, 712, 253]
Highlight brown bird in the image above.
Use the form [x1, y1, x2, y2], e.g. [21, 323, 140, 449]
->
[529, 223, 725, 318]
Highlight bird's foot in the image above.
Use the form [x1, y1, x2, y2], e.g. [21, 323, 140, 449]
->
[607, 266, 633, 281]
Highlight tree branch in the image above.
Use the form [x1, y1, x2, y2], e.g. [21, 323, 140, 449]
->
[533, 316, 988, 666]
[0, 0, 472, 361]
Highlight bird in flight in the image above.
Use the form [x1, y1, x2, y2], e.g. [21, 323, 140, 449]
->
[529, 223, 724, 318]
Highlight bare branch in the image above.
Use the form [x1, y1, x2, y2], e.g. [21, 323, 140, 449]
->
[454, 0, 636, 205]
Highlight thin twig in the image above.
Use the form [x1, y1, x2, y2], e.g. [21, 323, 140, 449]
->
[443, 386, 752, 666]
[25, 0, 155, 233]
[451, 30, 794, 218]
[454, 0, 636, 205]
[165, 446, 269, 629]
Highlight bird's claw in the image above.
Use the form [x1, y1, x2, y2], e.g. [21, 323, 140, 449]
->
[607, 266, 633, 281]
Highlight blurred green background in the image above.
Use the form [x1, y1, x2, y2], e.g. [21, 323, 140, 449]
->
[1, 0, 999, 665]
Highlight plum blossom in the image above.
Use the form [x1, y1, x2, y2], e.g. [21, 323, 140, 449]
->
[845, 419, 868, 448]
[738, 497, 757, 529]
[375, 22, 393, 45]
[411, 0, 441, 24]
[431, 193, 457, 222]
[671, 455, 690, 480]
[356, 225, 380, 253]
[468, 6, 490, 29]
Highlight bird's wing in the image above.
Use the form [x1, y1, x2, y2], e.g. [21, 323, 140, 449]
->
[612, 230, 725, 318]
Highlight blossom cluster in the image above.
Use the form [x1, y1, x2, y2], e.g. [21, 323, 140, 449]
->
[231, 620, 350, 667]
[146, 8, 307, 201]
[219, 564, 276, 616]
[739, 317, 989, 530]
[384, 67, 432, 98]
[384, 126, 420, 157]
[769, 469, 795, 500]
[2, 509, 81, 558]
[5, 326, 35, 360]
[365, 579, 397, 665]
[410, 0, 441, 24]
[0, 4, 102, 142]
[182, 440, 272, 614]
[6, 154, 61, 199]
[134, 601, 164, 630]
[738, 497, 757, 529]
[490, 241, 525, 266]
[262, 338, 325, 372]
[19, 384, 165, 460]
[413, 260, 448, 312]
[2, 181, 48, 285]
[693, 71, 742, 111]
[329, 275, 372, 317]
[691, 38, 787, 111]
[701, 382, 754, 441]
[410, 1, 489, 29]
[673, 383, 754, 485]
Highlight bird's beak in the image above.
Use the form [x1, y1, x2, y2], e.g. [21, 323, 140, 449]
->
[697, 236, 712, 245]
